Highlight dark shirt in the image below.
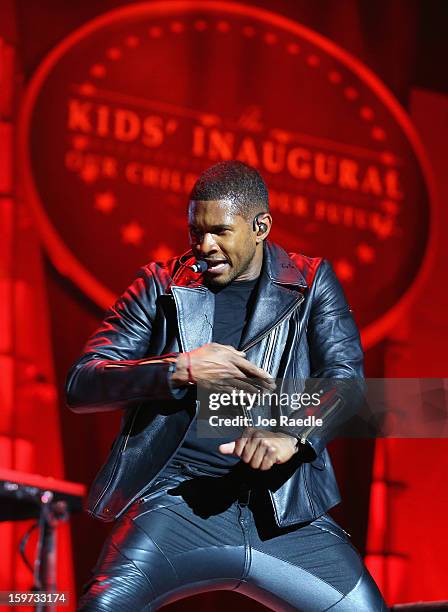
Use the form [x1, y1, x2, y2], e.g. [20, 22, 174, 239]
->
[161, 277, 259, 476]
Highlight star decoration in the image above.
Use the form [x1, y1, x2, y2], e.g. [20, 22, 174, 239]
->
[72, 135, 89, 150]
[94, 192, 116, 214]
[106, 47, 122, 60]
[165, 119, 178, 134]
[334, 259, 354, 282]
[79, 82, 96, 96]
[380, 152, 397, 166]
[151, 244, 175, 261]
[80, 165, 98, 183]
[357, 243, 375, 263]
[372, 126, 386, 141]
[90, 64, 106, 78]
[121, 221, 145, 246]
[373, 218, 394, 239]
[381, 200, 399, 215]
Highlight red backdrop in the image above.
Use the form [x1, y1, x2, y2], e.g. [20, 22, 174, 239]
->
[1, 1, 447, 609]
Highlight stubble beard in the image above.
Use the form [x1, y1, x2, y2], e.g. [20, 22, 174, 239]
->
[204, 246, 257, 289]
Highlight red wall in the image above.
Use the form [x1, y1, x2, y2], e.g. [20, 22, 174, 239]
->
[1, 1, 447, 608]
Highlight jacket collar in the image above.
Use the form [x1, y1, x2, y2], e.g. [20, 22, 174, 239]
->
[262, 241, 307, 288]
[238, 242, 306, 350]
[169, 241, 306, 353]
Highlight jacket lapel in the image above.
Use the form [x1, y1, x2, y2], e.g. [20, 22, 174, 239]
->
[169, 251, 214, 352]
[239, 242, 307, 351]
[171, 285, 214, 352]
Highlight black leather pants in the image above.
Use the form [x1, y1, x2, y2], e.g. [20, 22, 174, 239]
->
[78, 467, 388, 611]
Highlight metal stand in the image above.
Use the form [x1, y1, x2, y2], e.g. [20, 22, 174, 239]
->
[32, 492, 68, 612]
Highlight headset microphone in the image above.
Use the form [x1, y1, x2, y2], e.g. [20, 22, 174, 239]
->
[189, 260, 209, 273]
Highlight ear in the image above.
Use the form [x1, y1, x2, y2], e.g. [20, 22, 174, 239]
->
[254, 213, 272, 243]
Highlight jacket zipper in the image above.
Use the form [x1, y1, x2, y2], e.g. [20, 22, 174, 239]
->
[91, 403, 142, 513]
[300, 397, 343, 519]
[129, 401, 200, 508]
[300, 397, 342, 443]
[122, 404, 142, 452]
[303, 470, 315, 515]
[261, 325, 279, 373]
[240, 294, 304, 427]
[240, 293, 304, 353]
[243, 326, 280, 427]
[93, 400, 199, 517]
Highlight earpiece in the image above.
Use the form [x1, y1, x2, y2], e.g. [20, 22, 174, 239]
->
[253, 213, 268, 235]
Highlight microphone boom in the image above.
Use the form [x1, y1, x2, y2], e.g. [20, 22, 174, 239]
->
[189, 260, 208, 273]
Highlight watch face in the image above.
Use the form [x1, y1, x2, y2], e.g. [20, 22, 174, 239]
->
[19, 1, 433, 348]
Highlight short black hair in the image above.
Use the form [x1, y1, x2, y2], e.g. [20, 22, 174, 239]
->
[189, 160, 269, 218]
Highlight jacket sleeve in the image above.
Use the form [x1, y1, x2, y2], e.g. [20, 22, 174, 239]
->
[280, 259, 365, 459]
[65, 265, 184, 413]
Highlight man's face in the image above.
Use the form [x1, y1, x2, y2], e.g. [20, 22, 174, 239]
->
[188, 200, 258, 287]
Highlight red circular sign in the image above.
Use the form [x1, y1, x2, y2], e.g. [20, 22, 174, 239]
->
[18, 1, 435, 348]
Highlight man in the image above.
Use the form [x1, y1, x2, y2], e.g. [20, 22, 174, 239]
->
[66, 161, 387, 610]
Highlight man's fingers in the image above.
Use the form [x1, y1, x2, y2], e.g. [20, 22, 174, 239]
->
[232, 356, 272, 378]
[233, 434, 249, 458]
[249, 442, 270, 469]
[241, 434, 261, 464]
[225, 377, 269, 394]
[218, 441, 236, 454]
[220, 344, 246, 357]
[231, 357, 276, 389]
[260, 446, 278, 470]
[218, 432, 284, 470]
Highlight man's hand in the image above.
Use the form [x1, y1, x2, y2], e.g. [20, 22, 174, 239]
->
[171, 343, 276, 393]
[218, 428, 298, 470]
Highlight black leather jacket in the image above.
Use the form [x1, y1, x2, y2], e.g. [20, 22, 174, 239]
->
[66, 241, 364, 526]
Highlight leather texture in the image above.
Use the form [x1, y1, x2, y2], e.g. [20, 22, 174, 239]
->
[77, 472, 387, 611]
[66, 241, 364, 525]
